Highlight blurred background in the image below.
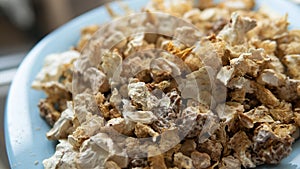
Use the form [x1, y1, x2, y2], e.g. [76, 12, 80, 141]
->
[0, 0, 110, 168]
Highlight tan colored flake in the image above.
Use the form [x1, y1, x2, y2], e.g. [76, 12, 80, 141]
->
[135, 123, 159, 140]
[216, 66, 235, 86]
[166, 42, 194, 60]
[46, 102, 75, 140]
[77, 25, 100, 51]
[269, 101, 294, 123]
[282, 55, 300, 79]
[253, 123, 294, 164]
[218, 0, 255, 11]
[163, 144, 181, 164]
[184, 54, 204, 71]
[159, 128, 180, 153]
[239, 105, 274, 128]
[173, 152, 194, 169]
[198, 139, 223, 162]
[38, 99, 61, 126]
[180, 139, 197, 156]
[257, 69, 285, 87]
[106, 117, 135, 136]
[148, 145, 167, 169]
[105, 161, 121, 169]
[218, 12, 257, 45]
[273, 124, 297, 138]
[68, 113, 104, 149]
[250, 81, 280, 107]
[191, 151, 211, 169]
[294, 112, 300, 127]
[229, 131, 255, 168]
[219, 156, 241, 169]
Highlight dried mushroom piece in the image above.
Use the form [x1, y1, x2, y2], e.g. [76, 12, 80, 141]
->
[191, 151, 211, 169]
[282, 55, 300, 79]
[105, 161, 121, 169]
[43, 140, 78, 169]
[128, 81, 159, 111]
[77, 25, 100, 51]
[68, 113, 104, 149]
[239, 105, 273, 128]
[229, 131, 255, 168]
[218, 0, 255, 11]
[46, 102, 75, 140]
[173, 152, 194, 169]
[218, 12, 257, 45]
[148, 145, 168, 169]
[32, 50, 80, 90]
[198, 139, 223, 162]
[38, 99, 61, 126]
[252, 123, 294, 165]
[106, 117, 135, 136]
[219, 156, 241, 169]
[76, 133, 128, 169]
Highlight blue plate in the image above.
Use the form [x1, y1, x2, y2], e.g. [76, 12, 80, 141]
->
[4, 0, 300, 169]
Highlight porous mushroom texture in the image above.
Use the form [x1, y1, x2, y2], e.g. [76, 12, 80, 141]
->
[76, 133, 128, 169]
[43, 140, 78, 169]
[217, 12, 257, 45]
[127, 81, 159, 111]
[46, 102, 75, 140]
[32, 50, 80, 90]
[33, 0, 300, 168]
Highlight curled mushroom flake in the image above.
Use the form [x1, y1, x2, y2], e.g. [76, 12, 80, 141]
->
[68, 113, 104, 149]
[218, 0, 255, 11]
[148, 145, 168, 169]
[216, 66, 235, 86]
[128, 81, 159, 111]
[43, 140, 78, 169]
[250, 81, 280, 107]
[77, 25, 100, 51]
[269, 101, 294, 123]
[99, 50, 122, 81]
[77, 133, 128, 169]
[275, 78, 300, 102]
[229, 131, 255, 168]
[252, 123, 294, 165]
[134, 122, 159, 140]
[218, 12, 257, 45]
[174, 152, 194, 169]
[239, 105, 273, 128]
[106, 117, 135, 136]
[219, 156, 241, 169]
[105, 161, 121, 169]
[191, 151, 211, 169]
[32, 50, 80, 90]
[198, 139, 223, 162]
[124, 110, 158, 124]
[282, 55, 300, 79]
[257, 69, 285, 87]
[166, 41, 194, 60]
[37, 82, 72, 125]
[46, 102, 75, 140]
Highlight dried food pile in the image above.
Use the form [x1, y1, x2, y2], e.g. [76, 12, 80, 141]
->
[32, 0, 300, 168]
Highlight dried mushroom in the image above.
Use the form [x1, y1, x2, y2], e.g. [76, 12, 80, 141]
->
[33, 0, 300, 168]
